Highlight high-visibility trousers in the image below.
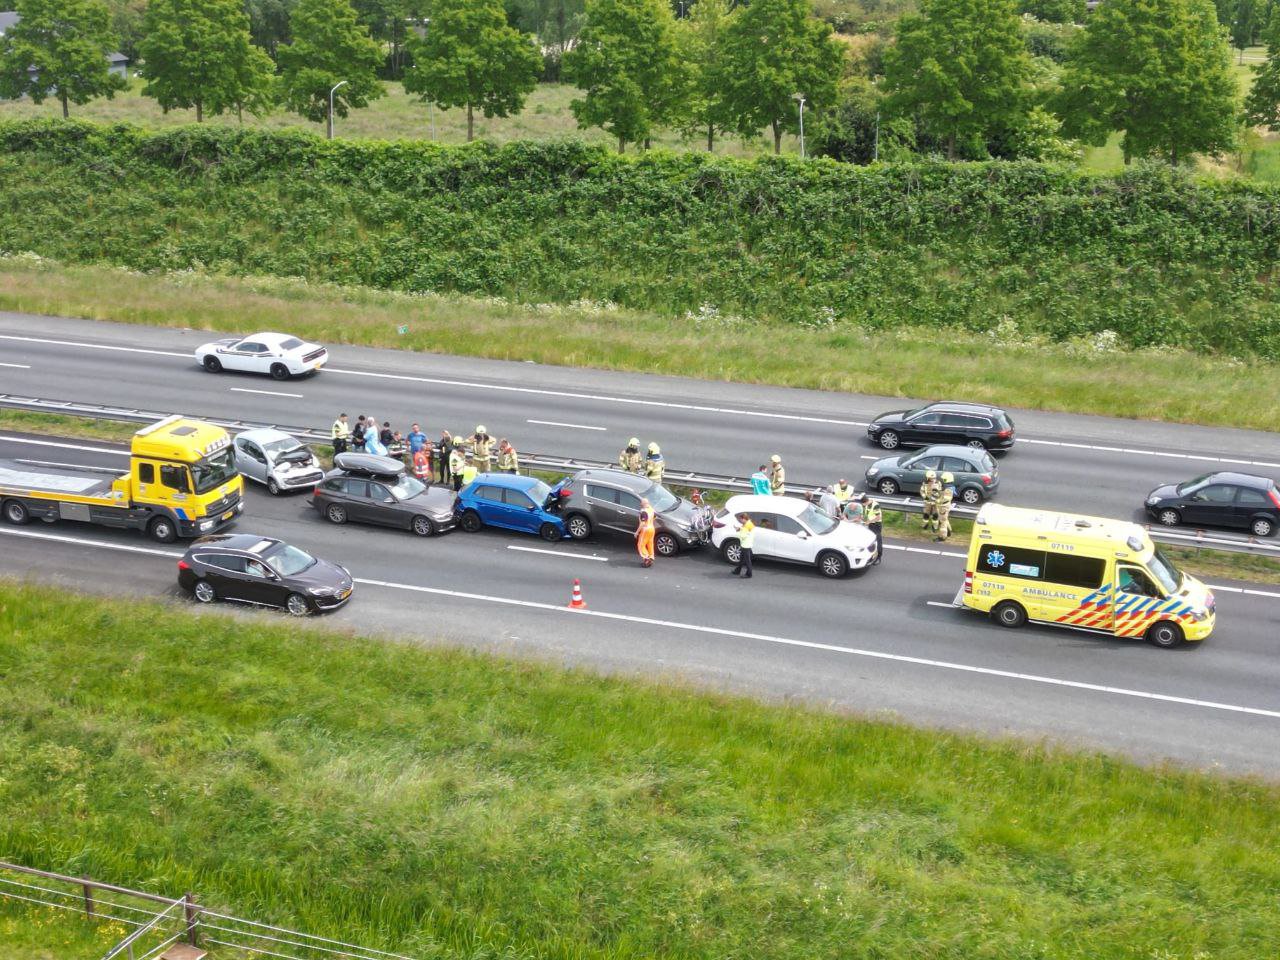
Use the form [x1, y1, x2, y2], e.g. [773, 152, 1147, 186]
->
[637, 526, 655, 562]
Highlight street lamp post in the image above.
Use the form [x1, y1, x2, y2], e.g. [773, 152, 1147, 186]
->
[328, 80, 349, 140]
[793, 93, 806, 159]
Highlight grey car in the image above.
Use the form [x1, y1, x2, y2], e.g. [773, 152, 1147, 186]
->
[310, 452, 457, 536]
[551, 468, 707, 556]
[233, 427, 325, 495]
[864, 444, 999, 505]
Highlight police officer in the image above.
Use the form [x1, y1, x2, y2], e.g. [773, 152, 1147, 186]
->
[331, 413, 351, 455]
[645, 443, 665, 482]
[619, 438, 643, 474]
[471, 425, 493, 472]
[934, 472, 956, 542]
[459, 454, 478, 489]
[768, 454, 785, 496]
[497, 438, 519, 474]
[920, 469, 940, 532]
[833, 478, 855, 506]
[449, 437, 469, 492]
[862, 492, 883, 564]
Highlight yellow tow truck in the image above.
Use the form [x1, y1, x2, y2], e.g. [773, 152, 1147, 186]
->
[0, 415, 243, 542]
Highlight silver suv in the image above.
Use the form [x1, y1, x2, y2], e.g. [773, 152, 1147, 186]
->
[552, 469, 708, 556]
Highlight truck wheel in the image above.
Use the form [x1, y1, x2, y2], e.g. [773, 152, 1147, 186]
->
[656, 532, 679, 557]
[202, 355, 222, 373]
[1146, 621, 1185, 649]
[269, 363, 290, 380]
[991, 600, 1027, 629]
[148, 516, 177, 543]
[2, 499, 30, 525]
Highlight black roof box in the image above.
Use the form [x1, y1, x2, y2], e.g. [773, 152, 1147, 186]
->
[333, 452, 405, 477]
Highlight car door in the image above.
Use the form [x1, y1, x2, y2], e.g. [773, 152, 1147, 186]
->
[613, 489, 643, 534]
[1234, 485, 1275, 531]
[201, 553, 246, 599]
[242, 557, 286, 606]
[899, 455, 940, 493]
[366, 481, 401, 527]
[1180, 483, 1237, 527]
[502, 487, 542, 531]
[339, 478, 373, 522]
[470, 484, 509, 528]
[772, 514, 816, 562]
[1112, 565, 1165, 636]
[584, 483, 626, 533]
[903, 412, 946, 445]
[236, 439, 268, 483]
[746, 512, 786, 560]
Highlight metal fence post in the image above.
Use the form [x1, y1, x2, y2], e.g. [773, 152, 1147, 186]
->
[184, 893, 199, 946]
[82, 876, 94, 918]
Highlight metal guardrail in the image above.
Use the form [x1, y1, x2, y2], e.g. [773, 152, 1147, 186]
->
[2, 392, 1277, 559]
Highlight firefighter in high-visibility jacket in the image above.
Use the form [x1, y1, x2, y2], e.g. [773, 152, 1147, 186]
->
[497, 439, 519, 474]
[920, 469, 941, 532]
[645, 443, 665, 482]
[470, 426, 494, 472]
[934, 472, 955, 542]
[768, 455, 785, 495]
[619, 438, 643, 474]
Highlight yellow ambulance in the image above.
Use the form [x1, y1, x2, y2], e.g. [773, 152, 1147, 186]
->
[960, 503, 1215, 648]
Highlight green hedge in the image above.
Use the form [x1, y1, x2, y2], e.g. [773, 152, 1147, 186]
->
[3, 119, 1279, 356]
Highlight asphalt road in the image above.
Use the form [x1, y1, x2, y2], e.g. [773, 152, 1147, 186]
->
[3, 432, 1280, 776]
[2, 314, 1280, 557]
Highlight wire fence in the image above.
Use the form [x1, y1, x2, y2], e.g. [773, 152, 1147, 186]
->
[0, 861, 420, 960]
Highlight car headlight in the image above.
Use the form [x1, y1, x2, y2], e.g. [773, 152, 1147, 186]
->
[1146, 496, 1159, 506]
[199, 519, 214, 530]
[866, 468, 879, 477]
[1189, 609, 1208, 622]
[309, 586, 338, 597]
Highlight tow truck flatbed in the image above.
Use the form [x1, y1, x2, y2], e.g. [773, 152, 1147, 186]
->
[0, 459, 119, 502]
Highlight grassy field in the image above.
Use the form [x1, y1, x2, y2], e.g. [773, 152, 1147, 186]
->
[0, 79, 795, 158]
[4, 257, 1279, 433]
[2, 582, 1280, 960]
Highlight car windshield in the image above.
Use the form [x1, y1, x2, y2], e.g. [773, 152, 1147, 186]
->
[191, 449, 238, 494]
[279, 338, 304, 350]
[263, 543, 316, 577]
[263, 437, 304, 457]
[799, 504, 839, 535]
[387, 474, 428, 501]
[1175, 474, 1214, 495]
[1146, 548, 1183, 594]
[644, 483, 680, 512]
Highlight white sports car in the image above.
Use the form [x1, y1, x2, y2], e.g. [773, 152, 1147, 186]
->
[711, 494, 878, 578]
[196, 332, 327, 380]
[232, 428, 325, 496]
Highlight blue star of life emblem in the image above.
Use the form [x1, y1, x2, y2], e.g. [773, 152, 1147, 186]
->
[986, 549, 1005, 568]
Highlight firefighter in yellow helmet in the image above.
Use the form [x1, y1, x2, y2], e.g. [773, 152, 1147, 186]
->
[934, 471, 956, 542]
[645, 442, 665, 482]
[921, 469, 940, 532]
[768, 454, 785, 495]
[470, 425, 493, 472]
[619, 438, 643, 474]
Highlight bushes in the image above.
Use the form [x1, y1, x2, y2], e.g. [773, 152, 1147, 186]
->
[2, 118, 1280, 357]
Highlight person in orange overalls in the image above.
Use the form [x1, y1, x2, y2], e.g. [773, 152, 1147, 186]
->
[635, 498, 656, 567]
[412, 445, 431, 483]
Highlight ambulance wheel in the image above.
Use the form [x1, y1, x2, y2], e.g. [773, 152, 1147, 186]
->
[565, 514, 592, 539]
[991, 600, 1027, 629]
[1146, 621, 1185, 649]
[539, 522, 561, 543]
[3, 499, 30, 525]
[878, 430, 900, 450]
[460, 510, 483, 533]
[148, 516, 177, 543]
[270, 363, 290, 380]
[202, 355, 222, 373]
[411, 515, 436, 537]
[656, 532, 679, 557]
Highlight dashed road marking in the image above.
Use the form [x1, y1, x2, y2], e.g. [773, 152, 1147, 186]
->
[526, 419, 606, 431]
[507, 544, 609, 562]
[0, 435, 128, 456]
[230, 387, 304, 399]
[0, 362, 31, 369]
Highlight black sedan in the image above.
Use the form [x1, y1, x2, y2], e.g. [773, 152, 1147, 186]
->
[311, 452, 457, 536]
[1145, 472, 1280, 538]
[866, 401, 1015, 452]
[178, 534, 353, 616]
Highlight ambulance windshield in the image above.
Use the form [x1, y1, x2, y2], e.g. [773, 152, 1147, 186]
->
[1147, 548, 1182, 594]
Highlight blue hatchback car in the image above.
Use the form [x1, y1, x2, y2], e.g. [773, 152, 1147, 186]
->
[455, 473, 569, 542]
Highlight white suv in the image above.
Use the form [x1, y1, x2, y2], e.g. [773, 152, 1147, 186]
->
[711, 494, 878, 578]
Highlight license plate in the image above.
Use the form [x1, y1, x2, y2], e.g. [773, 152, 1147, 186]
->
[222, 510, 234, 520]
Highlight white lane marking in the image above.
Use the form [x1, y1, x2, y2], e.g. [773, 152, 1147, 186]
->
[526, 419, 607, 432]
[1020, 436, 1280, 470]
[0, 362, 31, 369]
[1208, 583, 1280, 600]
[230, 387, 304, 399]
[0, 333, 190, 359]
[5, 525, 1280, 720]
[15, 458, 121, 473]
[0, 435, 128, 456]
[507, 545, 609, 562]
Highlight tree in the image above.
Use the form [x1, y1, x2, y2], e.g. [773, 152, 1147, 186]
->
[246, 0, 297, 61]
[812, 76, 917, 162]
[139, 0, 276, 121]
[1057, 0, 1239, 164]
[1231, 0, 1258, 54]
[679, 0, 734, 150]
[1245, 7, 1280, 128]
[1018, 0, 1086, 23]
[881, 0, 1033, 159]
[564, 0, 690, 151]
[105, 0, 147, 62]
[715, 0, 845, 154]
[403, 0, 539, 140]
[0, 0, 127, 118]
[278, 0, 383, 127]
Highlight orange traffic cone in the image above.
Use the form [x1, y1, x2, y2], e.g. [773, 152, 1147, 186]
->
[568, 578, 587, 610]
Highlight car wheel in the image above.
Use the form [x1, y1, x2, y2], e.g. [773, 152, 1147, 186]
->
[966, 439, 987, 450]
[1146, 621, 1185, 649]
[2, 499, 30, 525]
[991, 600, 1027, 629]
[460, 510, 483, 533]
[1251, 517, 1275, 537]
[412, 515, 436, 537]
[192, 579, 217, 604]
[1158, 508, 1181, 527]
[326, 504, 347, 525]
[269, 363, 290, 380]
[656, 532, 679, 557]
[878, 430, 900, 450]
[267, 478, 281, 496]
[539, 522, 561, 543]
[202, 355, 222, 373]
[817, 550, 848, 578]
[565, 514, 592, 539]
[285, 592, 311, 617]
[877, 478, 900, 496]
[148, 516, 177, 543]
[960, 486, 983, 505]
[721, 539, 742, 564]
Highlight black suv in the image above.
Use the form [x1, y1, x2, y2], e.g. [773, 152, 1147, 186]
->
[866, 401, 1015, 452]
[1145, 472, 1280, 538]
[551, 469, 707, 556]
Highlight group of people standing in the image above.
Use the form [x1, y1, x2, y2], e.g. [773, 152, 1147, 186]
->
[330, 414, 520, 492]
[618, 438, 666, 482]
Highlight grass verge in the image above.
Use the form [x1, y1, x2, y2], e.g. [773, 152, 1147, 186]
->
[2, 581, 1279, 960]
[2, 257, 1279, 432]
